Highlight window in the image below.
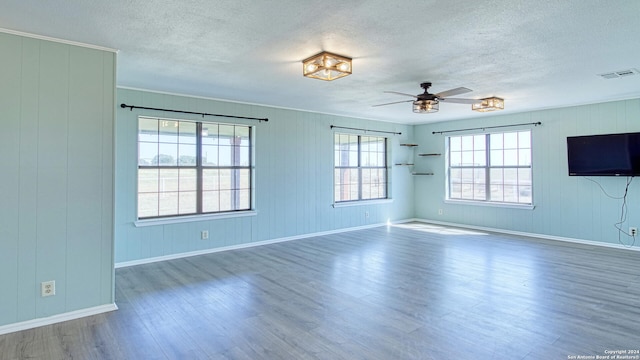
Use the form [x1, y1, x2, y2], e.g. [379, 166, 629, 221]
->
[447, 130, 532, 205]
[334, 133, 387, 202]
[137, 117, 252, 219]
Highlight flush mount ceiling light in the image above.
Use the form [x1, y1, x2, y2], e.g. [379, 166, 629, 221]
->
[471, 97, 505, 112]
[413, 99, 439, 113]
[302, 51, 352, 81]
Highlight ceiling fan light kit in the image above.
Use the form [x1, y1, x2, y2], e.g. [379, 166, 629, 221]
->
[302, 51, 352, 81]
[413, 99, 439, 113]
[471, 97, 505, 112]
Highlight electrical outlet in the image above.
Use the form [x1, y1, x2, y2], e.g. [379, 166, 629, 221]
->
[41, 281, 55, 297]
[201, 230, 209, 240]
[630, 227, 637, 236]
[365, 211, 370, 218]
[438, 209, 443, 215]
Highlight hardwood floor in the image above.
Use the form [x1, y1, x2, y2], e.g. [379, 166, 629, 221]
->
[1, 222, 639, 359]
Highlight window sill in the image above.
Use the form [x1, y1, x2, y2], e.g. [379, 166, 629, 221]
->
[444, 199, 535, 210]
[332, 198, 393, 208]
[134, 210, 257, 227]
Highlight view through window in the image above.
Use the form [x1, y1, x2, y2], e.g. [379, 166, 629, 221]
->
[137, 117, 252, 218]
[447, 130, 532, 204]
[334, 133, 387, 202]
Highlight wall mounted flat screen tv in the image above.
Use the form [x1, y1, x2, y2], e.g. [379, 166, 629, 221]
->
[567, 132, 640, 176]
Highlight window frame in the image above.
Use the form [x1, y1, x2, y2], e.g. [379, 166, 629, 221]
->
[446, 130, 533, 206]
[333, 133, 389, 204]
[136, 116, 253, 220]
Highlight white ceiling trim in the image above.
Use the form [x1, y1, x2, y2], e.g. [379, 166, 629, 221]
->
[0, 27, 118, 53]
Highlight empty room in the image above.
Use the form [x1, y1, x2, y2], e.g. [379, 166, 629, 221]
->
[1, 1, 640, 359]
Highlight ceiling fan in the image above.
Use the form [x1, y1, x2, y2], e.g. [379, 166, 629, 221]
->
[373, 82, 481, 113]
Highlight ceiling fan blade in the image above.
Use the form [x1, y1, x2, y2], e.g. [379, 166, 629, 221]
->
[372, 99, 414, 107]
[439, 97, 482, 104]
[435, 87, 472, 98]
[384, 91, 419, 98]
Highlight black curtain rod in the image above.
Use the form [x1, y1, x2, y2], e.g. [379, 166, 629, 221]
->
[120, 103, 268, 122]
[432, 121, 541, 135]
[330, 125, 401, 135]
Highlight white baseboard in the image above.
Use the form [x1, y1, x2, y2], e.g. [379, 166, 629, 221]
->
[115, 220, 414, 268]
[411, 218, 640, 251]
[0, 303, 118, 336]
[116, 217, 639, 269]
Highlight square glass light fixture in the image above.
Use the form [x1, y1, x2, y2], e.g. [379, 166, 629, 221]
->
[472, 97, 505, 112]
[413, 100, 439, 113]
[302, 51, 352, 81]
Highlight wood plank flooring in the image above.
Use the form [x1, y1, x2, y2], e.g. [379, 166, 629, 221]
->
[1, 222, 639, 359]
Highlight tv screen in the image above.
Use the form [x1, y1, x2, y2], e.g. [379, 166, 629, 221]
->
[567, 132, 640, 176]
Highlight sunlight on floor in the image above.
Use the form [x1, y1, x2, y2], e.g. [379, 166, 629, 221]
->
[392, 222, 488, 236]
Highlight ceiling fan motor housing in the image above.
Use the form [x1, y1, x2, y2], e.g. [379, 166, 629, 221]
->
[417, 82, 438, 101]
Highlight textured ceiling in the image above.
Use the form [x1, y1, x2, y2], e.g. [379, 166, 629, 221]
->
[2, 0, 640, 124]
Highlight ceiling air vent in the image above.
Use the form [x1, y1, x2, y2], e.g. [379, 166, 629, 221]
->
[598, 68, 640, 79]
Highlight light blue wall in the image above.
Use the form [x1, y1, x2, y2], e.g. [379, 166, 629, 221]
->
[115, 88, 415, 263]
[0, 32, 115, 327]
[414, 99, 640, 247]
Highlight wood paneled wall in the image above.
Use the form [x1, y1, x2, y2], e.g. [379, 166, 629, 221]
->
[0, 32, 115, 327]
[115, 88, 414, 263]
[414, 99, 640, 247]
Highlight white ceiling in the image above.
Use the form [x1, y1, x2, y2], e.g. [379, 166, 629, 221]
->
[2, 0, 640, 124]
